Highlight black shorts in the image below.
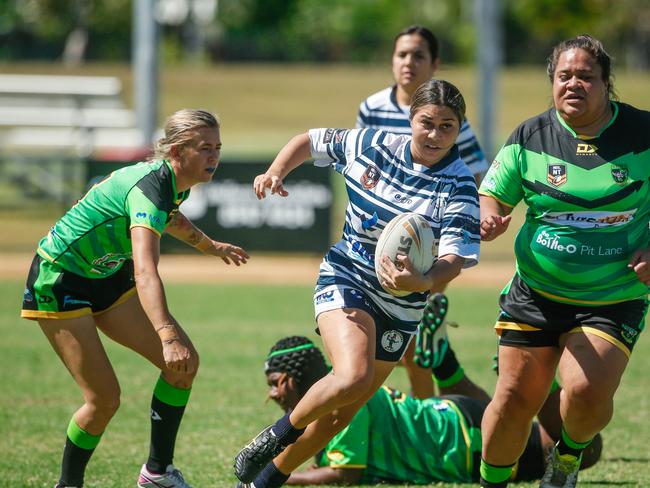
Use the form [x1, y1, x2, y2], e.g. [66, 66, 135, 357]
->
[441, 395, 544, 482]
[313, 284, 413, 362]
[21, 254, 137, 320]
[496, 274, 647, 356]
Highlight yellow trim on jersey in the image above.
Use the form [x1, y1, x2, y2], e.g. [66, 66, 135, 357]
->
[530, 286, 631, 306]
[568, 326, 631, 358]
[495, 321, 542, 332]
[325, 464, 367, 469]
[21, 308, 92, 320]
[36, 247, 58, 264]
[441, 399, 472, 474]
[130, 223, 162, 237]
[94, 287, 137, 316]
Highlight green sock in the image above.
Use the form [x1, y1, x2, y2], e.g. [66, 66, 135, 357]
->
[557, 426, 591, 458]
[479, 459, 514, 487]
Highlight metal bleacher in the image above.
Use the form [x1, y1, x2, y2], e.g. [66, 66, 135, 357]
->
[0, 74, 149, 207]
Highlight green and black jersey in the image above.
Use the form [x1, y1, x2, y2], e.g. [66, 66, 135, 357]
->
[480, 102, 650, 305]
[37, 160, 189, 278]
[318, 386, 480, 484]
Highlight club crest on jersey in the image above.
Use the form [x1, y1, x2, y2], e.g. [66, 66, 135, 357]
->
[361, 164, 381, 189]
[576, 143, 597, 155]
[547, 164, 567, 187]
[611, 167, 628, 185]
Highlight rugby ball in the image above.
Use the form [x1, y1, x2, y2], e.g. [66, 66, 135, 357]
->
[374, 213, 437, 296]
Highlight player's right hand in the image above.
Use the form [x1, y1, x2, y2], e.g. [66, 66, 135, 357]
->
[253, 173, 288, 199]
[480, 214, 512, 241]
[162, 338, 195, 374]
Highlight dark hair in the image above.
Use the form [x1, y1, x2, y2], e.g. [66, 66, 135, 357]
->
[393, 25, 439, 61]
[409, 79, 466, 125]
[264, 336, 329, 397]
[546, 34, 616, 99]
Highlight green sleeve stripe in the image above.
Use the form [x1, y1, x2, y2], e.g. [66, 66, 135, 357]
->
[154, 376, 191, 407]
[435, 367, 465, 387]
[67, 417, 102, 450]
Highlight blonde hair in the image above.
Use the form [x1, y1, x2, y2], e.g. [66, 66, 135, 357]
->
[152, 109, 220, 161]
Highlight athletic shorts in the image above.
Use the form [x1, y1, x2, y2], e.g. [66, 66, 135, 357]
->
[441, 395, 544, 482]
[21, 254, 137, 320]
[314, 283, 413, 362]
[496, 274, 647, 357]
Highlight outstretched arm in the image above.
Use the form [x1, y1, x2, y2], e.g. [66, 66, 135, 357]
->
[165, 211, 249, 265]
[253, 133, 312, 199]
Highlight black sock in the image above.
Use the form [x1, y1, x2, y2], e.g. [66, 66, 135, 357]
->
[432, 346, 461, 382]
[252, 462, 290, 488]
[146, 396, 186, 473]
[59, 437, 94, 487]
[270, 413, 305, 445]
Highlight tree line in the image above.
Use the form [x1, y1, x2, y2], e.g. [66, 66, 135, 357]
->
[1, 0, 648, 68]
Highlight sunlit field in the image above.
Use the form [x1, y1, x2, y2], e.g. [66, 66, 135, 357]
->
[1, 282, 648, 487]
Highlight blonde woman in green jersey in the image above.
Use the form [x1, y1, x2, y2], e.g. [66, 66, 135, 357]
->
[478, 35, 650, 488]
[21, 109, 249, 488]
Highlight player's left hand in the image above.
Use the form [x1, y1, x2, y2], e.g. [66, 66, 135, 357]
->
[378, 255, 432, 293]
[628, 246, 650, 285]
[197, 239, 249, 265]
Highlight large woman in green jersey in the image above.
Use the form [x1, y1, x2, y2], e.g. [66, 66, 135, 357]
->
[478, 35, 650, 488]
[21, 109, 249, 488]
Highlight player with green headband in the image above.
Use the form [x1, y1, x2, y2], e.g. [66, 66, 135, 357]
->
[243, 317, 602, 486]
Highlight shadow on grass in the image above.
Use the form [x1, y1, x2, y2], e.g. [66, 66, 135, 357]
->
[581, 482, 638, 486]
[605, 457, 649, 463]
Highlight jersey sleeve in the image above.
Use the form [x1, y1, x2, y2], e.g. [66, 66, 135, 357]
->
[318, 405, 370, 469]
[457, 120, 489, 177]
[125, 186, 170, 236]
[356, 100, 369, 129]
[439, 177, 481, 268]
[478, 142, 524, 208]
[309, 128, 371, 174]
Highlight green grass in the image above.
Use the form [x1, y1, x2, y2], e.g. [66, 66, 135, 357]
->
[1, 281, 648, 487]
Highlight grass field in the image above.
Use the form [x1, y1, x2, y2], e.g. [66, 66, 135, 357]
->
[1, 280, 648, 487]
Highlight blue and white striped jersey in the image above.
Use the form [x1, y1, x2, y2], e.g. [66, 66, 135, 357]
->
[309, 127, 480, 328]
[356, 86, 489, 178]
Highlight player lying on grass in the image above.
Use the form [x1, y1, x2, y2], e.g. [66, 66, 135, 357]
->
[249, 317, 601, 484]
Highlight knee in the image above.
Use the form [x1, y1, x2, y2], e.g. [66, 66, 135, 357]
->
[330, 369, 374, 404]
[492, 385, 543, 422]
[87, 387, 121, 421]
[563, 380, 611, 412]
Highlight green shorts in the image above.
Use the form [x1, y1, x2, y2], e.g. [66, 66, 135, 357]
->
[21, 254, 137, 320]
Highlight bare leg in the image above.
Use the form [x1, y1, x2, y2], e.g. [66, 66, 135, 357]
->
[277, 360, 396, 474]
[94, 294, 198, 388]
[287, 308, 377, 428]
[559, 332, 628, 442]
[400, 339, 435, 399]
[481, 344, 560, 465]
[39, 316, 120, 435]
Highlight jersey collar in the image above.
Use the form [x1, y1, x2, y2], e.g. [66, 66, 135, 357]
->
[554, 101, 619, 140]
[163, 159, 186, 203]
[390, 85, 409, 114]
